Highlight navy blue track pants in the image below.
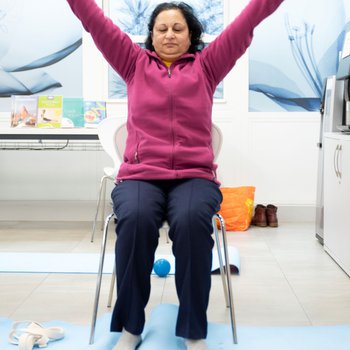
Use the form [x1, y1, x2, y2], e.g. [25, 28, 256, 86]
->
[110, 178, 222, 339]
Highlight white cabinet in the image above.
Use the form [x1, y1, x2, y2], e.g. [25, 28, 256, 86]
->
[323, 134, 350, 276]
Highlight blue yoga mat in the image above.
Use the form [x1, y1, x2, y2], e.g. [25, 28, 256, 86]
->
[1, 304, 350, 350]
[0, 247, 240, 274]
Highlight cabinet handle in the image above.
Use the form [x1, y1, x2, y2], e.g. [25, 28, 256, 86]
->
[333, 144, 339, 178]
[337, 144, 342, 179]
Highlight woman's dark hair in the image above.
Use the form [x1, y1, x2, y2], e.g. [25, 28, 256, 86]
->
[145, 2, 204, 54]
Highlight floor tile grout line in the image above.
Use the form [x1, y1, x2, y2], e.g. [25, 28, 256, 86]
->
[8, 273, 51, 320]
[261, 234, 314, 326]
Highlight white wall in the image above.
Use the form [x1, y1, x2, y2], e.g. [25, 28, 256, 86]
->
[0, 0, 319, 209]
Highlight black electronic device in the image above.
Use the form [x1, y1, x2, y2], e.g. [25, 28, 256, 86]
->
[336, 28, 350, 128]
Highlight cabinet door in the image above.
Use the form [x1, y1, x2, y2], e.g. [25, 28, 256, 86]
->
[323, 136, 350, 275]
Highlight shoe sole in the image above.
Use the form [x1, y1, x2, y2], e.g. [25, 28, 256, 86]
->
[253, 223, 267, 227]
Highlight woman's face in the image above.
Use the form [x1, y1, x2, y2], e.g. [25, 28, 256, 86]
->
[151, 9, 191, 63]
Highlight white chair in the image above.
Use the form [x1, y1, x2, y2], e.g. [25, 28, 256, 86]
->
[91, 118, 170, 243]
[91, 117, 127, 242]
[89, 123, 238, 345]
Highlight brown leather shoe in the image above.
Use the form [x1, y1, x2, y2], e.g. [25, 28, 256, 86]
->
[251, 204, 267, 227]
[266, 204, 278, 227]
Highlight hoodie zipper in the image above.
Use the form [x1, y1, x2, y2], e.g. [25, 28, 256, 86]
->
[166, 63, 175, 171]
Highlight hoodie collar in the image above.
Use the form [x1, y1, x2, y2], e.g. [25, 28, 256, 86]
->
[145, 49, 196, 64]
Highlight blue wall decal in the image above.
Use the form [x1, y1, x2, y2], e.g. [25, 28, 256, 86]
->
[0, 0, 82, 111]
[249, 0, 350, 112]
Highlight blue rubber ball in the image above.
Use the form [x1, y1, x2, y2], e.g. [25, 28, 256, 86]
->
[153, 259, 171, 277]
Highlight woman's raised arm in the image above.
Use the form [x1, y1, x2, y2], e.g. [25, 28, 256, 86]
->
[201, 0, 284, 85]
[66, 0, 141, 82]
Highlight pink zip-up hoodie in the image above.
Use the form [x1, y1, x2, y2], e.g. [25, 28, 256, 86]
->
[66, 0, 283, 184]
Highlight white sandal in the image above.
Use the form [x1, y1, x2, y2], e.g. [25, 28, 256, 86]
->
[8, 320, 65, 349]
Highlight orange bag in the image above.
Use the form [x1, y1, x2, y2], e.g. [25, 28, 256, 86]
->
[217, 186, 255, 231]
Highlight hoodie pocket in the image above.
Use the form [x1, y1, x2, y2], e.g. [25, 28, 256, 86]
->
[133, 132, 142, 164]
[133, 143, 140, 164]
[124, 132, 141, 164]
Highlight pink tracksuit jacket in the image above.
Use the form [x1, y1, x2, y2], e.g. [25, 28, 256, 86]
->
[66, 0, 283, 184]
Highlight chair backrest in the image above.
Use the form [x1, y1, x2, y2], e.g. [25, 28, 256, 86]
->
[97, 117, 125, 168]
[98, 118, 223, 165]
[114, 123, 128, 162]
[211, 123, 223, 162]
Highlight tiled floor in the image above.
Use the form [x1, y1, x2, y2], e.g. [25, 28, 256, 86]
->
[1, 220, 350, 329]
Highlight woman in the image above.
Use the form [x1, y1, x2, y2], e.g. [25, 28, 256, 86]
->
[66, 1, 284, 349]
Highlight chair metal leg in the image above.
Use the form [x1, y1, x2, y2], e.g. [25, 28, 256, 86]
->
[164, 227, 170, 244]
[91, 175, 108, 242]
[213, 213, 238, 344]
[89, 212, 115, 345]
[100, 177, 107, 231]
[107, 264, 116, 308]
[212, 217, 229, 307]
